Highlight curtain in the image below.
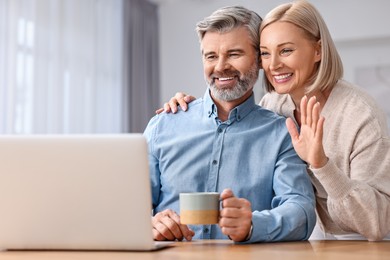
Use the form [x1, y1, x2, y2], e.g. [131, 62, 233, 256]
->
[0, 0, 159, 134]
[122, 0, 160, 133]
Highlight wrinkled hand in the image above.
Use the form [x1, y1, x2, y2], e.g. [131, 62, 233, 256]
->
[219, 189, 252, 242]
[286, 96, 328, 169]
[152, 209, 195, 241]
[155, 92, 196, 114]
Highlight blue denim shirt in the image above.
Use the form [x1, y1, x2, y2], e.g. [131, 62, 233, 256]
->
[143, 89, 316, 243]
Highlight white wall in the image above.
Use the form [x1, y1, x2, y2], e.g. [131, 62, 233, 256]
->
[156, 0, 390, 124]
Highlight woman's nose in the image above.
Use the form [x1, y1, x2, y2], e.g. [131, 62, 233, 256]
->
[269, 56, 282, 70]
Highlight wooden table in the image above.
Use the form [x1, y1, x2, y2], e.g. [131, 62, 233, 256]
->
[1, 240, 389, 260]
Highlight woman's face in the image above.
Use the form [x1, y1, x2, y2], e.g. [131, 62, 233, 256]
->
[260, 21, 321, 97]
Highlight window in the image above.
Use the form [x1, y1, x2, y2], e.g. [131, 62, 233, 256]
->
[0, 0, 124, 134]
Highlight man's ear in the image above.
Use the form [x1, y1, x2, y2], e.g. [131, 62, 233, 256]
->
[315, 40, 322, 62]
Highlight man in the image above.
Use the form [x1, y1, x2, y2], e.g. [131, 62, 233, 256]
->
[143, 6, 315, 243]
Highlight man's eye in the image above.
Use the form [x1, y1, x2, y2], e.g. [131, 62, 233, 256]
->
[205, 55, 216, 60]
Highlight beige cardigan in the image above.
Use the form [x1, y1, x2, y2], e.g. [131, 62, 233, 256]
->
[260, 80, 390, 241]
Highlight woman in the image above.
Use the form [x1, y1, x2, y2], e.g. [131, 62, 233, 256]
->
[157, 0, 390, 241]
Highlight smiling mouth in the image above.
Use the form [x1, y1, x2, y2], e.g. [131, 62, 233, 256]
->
[211, 75, 237, 85]
[218, 77, 235, 81]
[273, 73, 292, 82]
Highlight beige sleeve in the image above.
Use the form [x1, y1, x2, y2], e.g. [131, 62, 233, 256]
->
[311, 137, 390, 241]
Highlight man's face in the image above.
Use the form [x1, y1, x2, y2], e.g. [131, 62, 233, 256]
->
[201, 27, 260, 101]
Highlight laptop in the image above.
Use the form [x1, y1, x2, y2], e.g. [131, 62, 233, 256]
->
[0, 134, 171, 251]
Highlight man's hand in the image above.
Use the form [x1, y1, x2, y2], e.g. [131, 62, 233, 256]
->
[219, 189, 252, 242]
[152, 209, 195, 241]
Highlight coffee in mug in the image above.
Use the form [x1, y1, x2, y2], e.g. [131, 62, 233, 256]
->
[180, 192, 220, 225]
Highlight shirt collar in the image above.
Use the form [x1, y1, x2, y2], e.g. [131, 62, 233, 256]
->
[203, 88, 256, 123]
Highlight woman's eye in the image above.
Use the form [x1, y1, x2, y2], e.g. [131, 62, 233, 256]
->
[281, 49, 293, 55]
[260, 51, 270, 58]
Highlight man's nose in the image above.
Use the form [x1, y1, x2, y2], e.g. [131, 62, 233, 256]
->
[214, 57, 231, 72]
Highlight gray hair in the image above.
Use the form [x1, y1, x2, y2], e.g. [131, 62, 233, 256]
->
[196, 6, 262, 53]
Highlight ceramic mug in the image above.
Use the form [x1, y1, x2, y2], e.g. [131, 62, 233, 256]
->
[180, 192, 220, 225]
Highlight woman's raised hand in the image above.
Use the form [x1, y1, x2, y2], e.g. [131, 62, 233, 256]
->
[155, 92, 196, 114]
[285, 96, 328, 169]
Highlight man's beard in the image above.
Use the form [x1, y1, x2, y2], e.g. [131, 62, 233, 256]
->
[207, 62, 259, 101]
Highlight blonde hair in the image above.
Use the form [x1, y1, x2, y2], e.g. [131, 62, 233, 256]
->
[260, 0, 343, 94]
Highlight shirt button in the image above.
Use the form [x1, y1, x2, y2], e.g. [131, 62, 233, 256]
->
[217, 128, 222, 133]
[204, 228, 209, 233]
[212, 160, 218, 165]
